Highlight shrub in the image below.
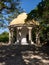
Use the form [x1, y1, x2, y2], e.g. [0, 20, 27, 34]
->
[0, 32, 9, 43]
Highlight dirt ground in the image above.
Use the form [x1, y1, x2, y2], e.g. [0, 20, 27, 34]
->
[0, 44, 49, 65]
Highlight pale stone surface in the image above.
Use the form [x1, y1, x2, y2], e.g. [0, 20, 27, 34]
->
[10, 12, 39, 25]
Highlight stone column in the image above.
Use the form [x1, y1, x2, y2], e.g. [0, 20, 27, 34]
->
[16, 28, 17, 42]
[17, 27, 22, 44]
[9, 28, 14, 44]
[19, 30, 21, 44]
[36, 31, 40, 46]
[28, 27, 32, 44]
[9, 28, 13, 44]
[17, 28, 18, 43]
[11, 28, 14, 44]
[9, 29, 11, 44]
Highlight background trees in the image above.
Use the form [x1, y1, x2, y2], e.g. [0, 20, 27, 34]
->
[0, 0, 24, 28]
[26, 0, 49, 45]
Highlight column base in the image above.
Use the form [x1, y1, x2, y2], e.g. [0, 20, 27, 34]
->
[29, 40, 31, 44]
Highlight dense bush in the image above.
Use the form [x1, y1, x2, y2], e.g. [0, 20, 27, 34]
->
[0, 32, 9, 43]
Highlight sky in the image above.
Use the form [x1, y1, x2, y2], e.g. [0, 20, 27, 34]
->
[21, 0, 41, 13]
[0, 0, 41, 34]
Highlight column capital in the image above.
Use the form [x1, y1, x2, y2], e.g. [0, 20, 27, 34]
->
[10, 28, 14, 31]
[27, 27, 32, 30]
[17, 27, 22, 30]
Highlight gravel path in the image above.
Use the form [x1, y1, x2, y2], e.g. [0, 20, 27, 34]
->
[0, 45, 49, 65]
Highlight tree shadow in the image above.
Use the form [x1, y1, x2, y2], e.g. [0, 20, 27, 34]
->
[27, 58, 46, 65]
[0, 44, 49, 65]
[0, 45, 27, 65]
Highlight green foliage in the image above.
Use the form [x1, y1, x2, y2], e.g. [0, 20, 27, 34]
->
[0, 0, 20, 12]
[26, 0, 49, 44]
[0, 32, 9, 42]
[0, 0, 24, 28]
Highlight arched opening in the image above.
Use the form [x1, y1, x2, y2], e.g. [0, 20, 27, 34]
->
[21, 26, 28, 44]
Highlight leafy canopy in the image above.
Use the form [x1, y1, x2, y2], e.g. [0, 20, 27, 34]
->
[0, 0, 24, 28]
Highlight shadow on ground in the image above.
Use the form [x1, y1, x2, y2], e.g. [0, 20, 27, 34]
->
[0, 44, 49, 65]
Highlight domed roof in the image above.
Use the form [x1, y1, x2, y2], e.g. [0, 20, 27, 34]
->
[9, 12, 39, 26]
[10, 12, 27, 25]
